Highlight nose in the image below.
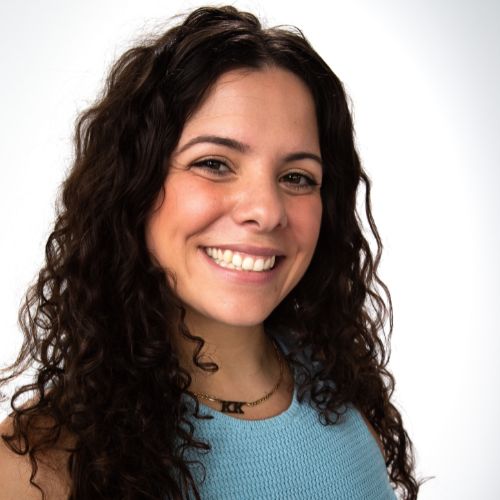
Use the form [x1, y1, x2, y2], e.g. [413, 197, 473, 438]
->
[231, 173, 288, 232]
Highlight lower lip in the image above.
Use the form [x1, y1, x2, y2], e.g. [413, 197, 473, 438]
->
[199, 248, 282, 284]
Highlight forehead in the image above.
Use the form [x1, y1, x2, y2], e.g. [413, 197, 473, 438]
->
[178, 67, 320, 152]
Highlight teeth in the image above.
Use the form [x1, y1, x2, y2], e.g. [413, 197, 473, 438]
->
[204, 247, 278, 272]
[253, 258, 264, 271]
[232, 253, 242, 267]
[242, 256, 254, 270]
[223, 249, 232, 263]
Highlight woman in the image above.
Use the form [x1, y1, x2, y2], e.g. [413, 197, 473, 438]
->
[0, 6, 420, 499]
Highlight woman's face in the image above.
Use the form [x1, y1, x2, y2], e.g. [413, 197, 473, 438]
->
[146, 67, 323, 328]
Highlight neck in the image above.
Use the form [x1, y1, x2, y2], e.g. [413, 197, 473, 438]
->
[175, 310, 279, 401]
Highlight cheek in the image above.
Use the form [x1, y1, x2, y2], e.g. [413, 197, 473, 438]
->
[150, 178, 223, 255]
[290, 197, 323, 252]
[159, 176, 225, 243]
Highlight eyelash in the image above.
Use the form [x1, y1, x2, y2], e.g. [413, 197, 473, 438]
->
[191, 159, 319, 191]
[192, 159, 230, 176]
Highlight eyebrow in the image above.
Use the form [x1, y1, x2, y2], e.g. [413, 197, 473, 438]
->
[176, 135, 323, 167]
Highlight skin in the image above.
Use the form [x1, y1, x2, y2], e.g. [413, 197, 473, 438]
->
[145, 67, 323, 415]
[0, 415, 72, 499]
[0, 67, 382, 497]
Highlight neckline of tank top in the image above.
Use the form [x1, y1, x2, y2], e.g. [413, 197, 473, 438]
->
[189, 384, 300, 429]
[183, 333, 303, 427]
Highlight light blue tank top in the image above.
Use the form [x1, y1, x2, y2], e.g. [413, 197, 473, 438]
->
[182, 335, 397, 499]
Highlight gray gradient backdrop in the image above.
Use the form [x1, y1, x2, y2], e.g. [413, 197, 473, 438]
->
[1, 1, 499, 498]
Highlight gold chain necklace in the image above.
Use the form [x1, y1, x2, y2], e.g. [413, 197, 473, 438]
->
[189, 340, 283, 415]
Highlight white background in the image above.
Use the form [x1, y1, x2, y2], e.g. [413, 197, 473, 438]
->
[1, 1, 499, 498]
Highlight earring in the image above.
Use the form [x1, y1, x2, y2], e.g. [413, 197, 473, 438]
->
[293, 298, 302, 313]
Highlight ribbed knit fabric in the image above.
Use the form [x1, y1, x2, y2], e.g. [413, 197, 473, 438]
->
[182, 336, 397, 499]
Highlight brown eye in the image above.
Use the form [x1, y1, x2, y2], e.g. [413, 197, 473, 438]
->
[192, 159, 231, 176]
[281, 172, 318, 190]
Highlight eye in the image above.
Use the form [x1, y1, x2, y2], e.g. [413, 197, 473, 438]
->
[280, 172, 320, 191]
[191, 158, 231, 176]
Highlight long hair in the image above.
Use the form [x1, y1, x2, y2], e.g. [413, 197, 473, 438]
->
[1, 6, 421, 499]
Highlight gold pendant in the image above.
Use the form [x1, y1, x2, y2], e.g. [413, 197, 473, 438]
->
[221, 401, 245, 414]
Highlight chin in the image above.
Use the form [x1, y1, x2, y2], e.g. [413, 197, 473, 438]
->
[196, 303, 277, 329]
[215, 311, 272, 328]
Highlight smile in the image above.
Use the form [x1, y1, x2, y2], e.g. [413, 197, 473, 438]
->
[203, 247, 277, 272]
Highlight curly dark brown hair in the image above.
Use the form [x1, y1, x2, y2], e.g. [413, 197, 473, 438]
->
[1, 5, 422, 499]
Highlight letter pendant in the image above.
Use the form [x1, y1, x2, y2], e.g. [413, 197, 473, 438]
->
[221, 401, 245, 414]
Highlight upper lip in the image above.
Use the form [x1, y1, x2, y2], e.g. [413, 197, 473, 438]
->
[202, 244, 285, 257]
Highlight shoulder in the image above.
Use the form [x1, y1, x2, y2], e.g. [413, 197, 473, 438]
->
[0, 415, 43, 499]
[273, 332, 386, 457]
[0, 414, 72, 500]
[355, 409, 385, 458]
